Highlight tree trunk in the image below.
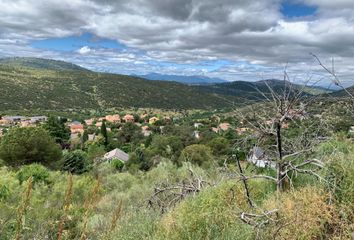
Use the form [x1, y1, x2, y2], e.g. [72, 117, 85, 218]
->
[276, 121, 286, 192]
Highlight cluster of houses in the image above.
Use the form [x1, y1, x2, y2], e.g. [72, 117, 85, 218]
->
[0, 115, 48, 137]
[68, 113, 165, 140]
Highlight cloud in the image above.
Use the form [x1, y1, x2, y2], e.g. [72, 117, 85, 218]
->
[0, 0, 353, 86]
[77, 46, 91, 54]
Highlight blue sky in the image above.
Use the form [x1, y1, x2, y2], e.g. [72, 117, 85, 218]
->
[281, 1, 317, 18]
[0, 0, 354, 86]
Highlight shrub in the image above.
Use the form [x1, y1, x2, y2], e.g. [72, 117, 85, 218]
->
[156, 181, 254, 240]
[0, 127, 62, 168]
[111, 159, 124, 171]
[179, 144, 214, 168]
[16, 164, 51, 185]
[62, 150, 91, 174]
[261, 187, 338, 240]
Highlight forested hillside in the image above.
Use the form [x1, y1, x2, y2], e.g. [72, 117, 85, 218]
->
[0, 64, 232, 110]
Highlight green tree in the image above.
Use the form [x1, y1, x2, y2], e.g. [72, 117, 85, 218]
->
[207, 137, 230, 155]
[42, 116, 70, 145]
[0, 127, 62, 168]
[16, 164, 51, 185]
[117, 122, 142, 144]
[62, 150, 91, 174]
[179, 144, 214, 168]
[101, 120, 108, 147]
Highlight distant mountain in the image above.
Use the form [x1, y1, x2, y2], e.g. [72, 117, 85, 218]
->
[197, 79, 333, 101]
[0, 57, 89, 72]
[137, 73, 228, 85]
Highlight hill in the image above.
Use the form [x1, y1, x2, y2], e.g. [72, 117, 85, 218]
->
[197, 79, 332, 101]
[0, 57, 89, 72]
[138, 73, 227, 85]
[0, 63, 233, 111]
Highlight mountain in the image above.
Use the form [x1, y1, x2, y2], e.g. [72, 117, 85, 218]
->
[137, 73, 227, 85]
[197, 79, 333, 101]
[0, 57, 89, 72]
[0, 59, 234, 111]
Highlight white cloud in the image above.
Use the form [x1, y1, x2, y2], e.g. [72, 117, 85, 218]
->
[0, 0, 353, 86]
[77, 46, 91, 54]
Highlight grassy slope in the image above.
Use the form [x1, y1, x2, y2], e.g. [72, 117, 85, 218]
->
[0, 65, 233, 110]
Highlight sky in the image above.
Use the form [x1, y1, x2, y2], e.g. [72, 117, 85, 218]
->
[0, 0, 354, 87]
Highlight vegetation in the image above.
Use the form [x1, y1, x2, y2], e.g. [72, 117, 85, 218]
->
[0, 127, 62, 168]
[0, 58, 353, 239]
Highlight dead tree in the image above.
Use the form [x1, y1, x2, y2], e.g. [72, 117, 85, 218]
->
[232, 65, 331, 192]
[147, 168, 212, 213]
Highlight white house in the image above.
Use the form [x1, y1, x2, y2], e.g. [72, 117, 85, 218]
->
[247, 146, 276, 169]
[103, 148, 129, 162]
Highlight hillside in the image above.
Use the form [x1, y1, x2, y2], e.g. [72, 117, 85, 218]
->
[0, 64, 233, 111]
[197, 79, 332, 100]
[0, 58, 337, 111]
[0, 57, 89, 72]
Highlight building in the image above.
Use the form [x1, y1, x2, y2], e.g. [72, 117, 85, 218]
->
[247, 146, 276, 169]
[194, 123, 204, 129]
[29, 116, 47, 123]
[3, 116, 25, 124]
[212, 127, 219, 133]
[106, 114, 121, 123]
[193, 130, 200, 139]
[149, 116, 159, 124]
[123, 114, 135, 123]
[349, 126, 354, 134]
[141, 125, 152, 137]
[219, 123, 231, 131]
[103, 148, 129, 162]
[236, 127, 250, 135]
[85, 118, 94, 126]
[69, 121, 84, 134]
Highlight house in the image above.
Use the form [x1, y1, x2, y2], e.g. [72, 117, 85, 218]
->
[85, 119, 94, 126]
[103, 148, 129, 162]
[219, 123, 231, 131]
[106, 114, 121, 123]
[141, 125, 152, 137]
[20, 120, 36, 128]
[247, 146, 276, 168]
[149, 116, 159, 124]
[194, 123, 204, 129]
[0, 118, 12, 126]
[88, 134, 96, 141]
[69, 121, 84, 134]
[123, 114, 135, 123]
[3, 116, 25, 124]
[212, 127, 219, 133]
[193, 130, 200, 139]
[29, 116, 47, 123]
[95, 121, 102, 127]
[236, 127, 250, 135]
[349, 126, 354, 134]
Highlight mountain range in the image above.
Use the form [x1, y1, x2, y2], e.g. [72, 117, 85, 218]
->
[137, 73, 227, 85]
[0, 57, 342, 111]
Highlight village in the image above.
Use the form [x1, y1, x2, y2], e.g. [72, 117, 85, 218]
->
[0, 106, 319, 169]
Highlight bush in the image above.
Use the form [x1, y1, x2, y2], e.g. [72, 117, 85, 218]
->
[16, 164, 51, 185]
[62, 150, 91, 174]
[156, 181, 254, 240]
[179, 144, 214, 168]
[0, 127, 62, 168]
[261, 187, 338, 239]
[207, 137, 230, 155]
[111, 158, 124, 171]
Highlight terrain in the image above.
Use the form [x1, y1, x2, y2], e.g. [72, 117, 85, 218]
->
[0, 57, 337, 112]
